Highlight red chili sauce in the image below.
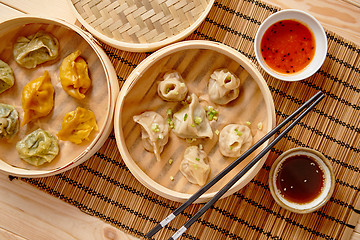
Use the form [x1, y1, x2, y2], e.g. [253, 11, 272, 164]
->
[260, 19, 316, 74]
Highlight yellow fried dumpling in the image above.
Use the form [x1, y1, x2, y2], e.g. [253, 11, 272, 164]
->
[21, 71, 54, 126]
[57, 107, 98, 144]
[60, 50, 91, 99]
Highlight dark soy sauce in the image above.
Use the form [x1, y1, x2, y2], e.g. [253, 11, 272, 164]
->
[276, 154, 324, 204]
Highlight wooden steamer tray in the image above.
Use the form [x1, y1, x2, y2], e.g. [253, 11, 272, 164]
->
[0, 16, 119, 177]
[68, 0, 215, 52]
[114, 40, 276, 202]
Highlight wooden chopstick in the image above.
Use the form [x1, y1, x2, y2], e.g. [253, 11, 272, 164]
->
[146, 91, 325, 239]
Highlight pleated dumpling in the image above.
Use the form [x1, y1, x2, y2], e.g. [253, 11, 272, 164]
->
[219, 124, 253, 157]
[133, 111, 169, 161]
[157, 71, 188, 101]
[173, 93, 213, 139]
[13, 31, 59, 69]
[208, 69, 247, 105]
[60, 50, 91, 99]
[0, 103, 19, 138]
[180, 145, 210, 186]
[16, 128, 59, 166]
[57, 107, 98, 144]
[0, 60, 15, 94]
[21, 71, 54, 126]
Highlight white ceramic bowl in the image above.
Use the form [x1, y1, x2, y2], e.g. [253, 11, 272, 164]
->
[254, 9, 327, 81]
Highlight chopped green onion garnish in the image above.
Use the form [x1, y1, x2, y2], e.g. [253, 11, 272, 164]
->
[184, 113, 188, 121]
[246, 121, 251, 126]
[257, 122, 263, 130]
[194, 116, 202, 125]
[166, 88, 170, 94]
[169, 159, 173, 165]
[195, 158, 200, 161]
[170, 176, 174, 181]
[166, 109, 172, 116]
[151, 123, 160, 132]
[215, 129, 220, 135]
[234, 129, 243, 136]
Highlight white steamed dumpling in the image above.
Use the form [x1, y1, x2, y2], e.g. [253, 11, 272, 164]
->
[208, 68, 247, 105]
[157, 71, 188, 101]
[180, 145, 210, 186]
[219, 124, 253, 157]
[172, 93, 213, 139]
[133, 111, 169, 161]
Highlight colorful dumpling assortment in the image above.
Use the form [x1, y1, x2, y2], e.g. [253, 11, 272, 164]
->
[208, 69, 247, 105]
[0, 60, 15, 94]
[16, 128, 59, 166]
[180, 145, 210, 186]
[21, 71, 54, 126]
[13, 31, 59, 69]
[157, 71, 188, 102]
[172, 93, 213, 139]
[57, 107, 98, 144]
[133, 111, 170, 161]
[60, 50, 91, 99]
[219, 124, 253, 157]
[0, 103, 19, 138]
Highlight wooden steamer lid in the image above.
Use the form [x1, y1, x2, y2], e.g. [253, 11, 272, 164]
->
[67, 0, 214, 52]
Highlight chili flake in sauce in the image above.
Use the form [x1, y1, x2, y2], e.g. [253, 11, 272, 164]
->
[260, 20, 315, 74]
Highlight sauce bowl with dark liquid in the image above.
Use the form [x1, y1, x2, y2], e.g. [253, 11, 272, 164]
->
[269, 147, 335, 214]
[254, 9, 327, 81]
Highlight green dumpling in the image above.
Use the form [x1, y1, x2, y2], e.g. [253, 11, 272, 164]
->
[0, 60, 15, 94]
[16, 128, 59, 166]
[0, 103, 19, 138]
[13, 31, 59, 69]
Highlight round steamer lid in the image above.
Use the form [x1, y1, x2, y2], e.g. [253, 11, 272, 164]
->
[67, 0, 214, 52]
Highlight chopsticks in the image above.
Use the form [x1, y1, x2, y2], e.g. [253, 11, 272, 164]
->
[146, 90, 325, 240]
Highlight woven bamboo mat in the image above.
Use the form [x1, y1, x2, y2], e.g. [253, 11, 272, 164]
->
[19, 0, 360, 239]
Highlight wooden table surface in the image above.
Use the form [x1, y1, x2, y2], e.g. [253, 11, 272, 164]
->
[0, 0, 359, 239]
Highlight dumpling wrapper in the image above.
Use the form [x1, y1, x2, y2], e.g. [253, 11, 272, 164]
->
[180, 145, 210, 186]
[13, 31, 59, 69]
[208, 69, 246, 105]
[60, 50, 91, 99]
[57, 107, 98, 144]
[157, 71, 188, 101]
[173, 93, 213, 139]
[16, 128, 59, 166]
[219, 124, 253, 157]
[0, 103, 19, 138]
[133, 111, 169, 161]
[21, 71, 54, 126]
[0, 60, 15, 94]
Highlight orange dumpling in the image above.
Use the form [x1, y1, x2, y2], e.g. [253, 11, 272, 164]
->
[21, 71, 54, 126]
[60, 50, 91, 99]
[57, 107, 98, 144]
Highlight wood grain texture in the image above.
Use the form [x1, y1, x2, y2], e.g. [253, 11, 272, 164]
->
[0, 172, 138, 240]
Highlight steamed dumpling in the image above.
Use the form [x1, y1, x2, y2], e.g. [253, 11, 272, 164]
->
[16, 128, 59, 166]
[60, 50, 91, 99]
[180, 145, 210, 186]
[133, 111, 169, 161]
[157, 71, 188, 101]
[173, 93, 213, 139]
[57, 107, 98, 144]
[0, 60, 15, 94]
[0, 103, 19, 138]
[13, 31, 59, 69]
[21, 71, 54, 126]
[219, 124, 253, 157]
[208, 69, 246, 105]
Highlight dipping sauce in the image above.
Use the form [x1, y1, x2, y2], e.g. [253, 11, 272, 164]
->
[276, 154, 324, 204]
[260, 19, 316, 74]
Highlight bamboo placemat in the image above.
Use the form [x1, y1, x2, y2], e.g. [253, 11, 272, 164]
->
[18, 0, 360, 239]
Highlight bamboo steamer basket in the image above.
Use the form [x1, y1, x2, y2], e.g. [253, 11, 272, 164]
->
[67, 0, 214, 52]
[114, 40, 276, 203]
[0, 16, 119, 177]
